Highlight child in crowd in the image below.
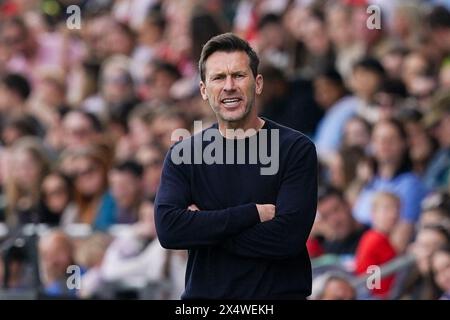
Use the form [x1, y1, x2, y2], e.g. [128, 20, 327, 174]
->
[355, 191, 400, 298]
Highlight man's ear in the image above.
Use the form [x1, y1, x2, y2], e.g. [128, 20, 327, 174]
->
[200, 81, 208, 100]
[255, 74, 263, 95]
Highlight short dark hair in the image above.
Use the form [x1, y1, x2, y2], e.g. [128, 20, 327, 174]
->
[427, 5, 450, 29]
[1, 73, 31, 100]
[318, 185, 344, 203]
[257, 13, 281, 30]
[378, 79, 407, 98]
[63, 110, 104, 133]
[353, 57, 385, 77]
[113, 160, 143, 177]
[316, 66, 345, 88]
[153, 60, 181, 80]
[198, 33, 259, 82]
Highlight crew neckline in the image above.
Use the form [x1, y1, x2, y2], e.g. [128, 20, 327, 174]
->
[213, 117, 270, 141]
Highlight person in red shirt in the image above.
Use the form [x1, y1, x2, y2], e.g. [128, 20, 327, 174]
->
[355, 191, 400, 298]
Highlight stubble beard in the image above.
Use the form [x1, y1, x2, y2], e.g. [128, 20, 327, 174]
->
[211, 95, 255, 127]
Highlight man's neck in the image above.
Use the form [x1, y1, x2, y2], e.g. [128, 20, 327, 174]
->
[218, 115, 265, 139]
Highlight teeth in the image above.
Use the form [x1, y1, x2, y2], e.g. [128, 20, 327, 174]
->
[222, 98, 240, 103]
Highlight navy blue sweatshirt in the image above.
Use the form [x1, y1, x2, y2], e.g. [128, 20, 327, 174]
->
[155, 118, 317, 299]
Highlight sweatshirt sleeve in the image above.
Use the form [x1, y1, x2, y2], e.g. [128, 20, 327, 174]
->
[221, 138, 318, 259]
[155, 146, 260, 250]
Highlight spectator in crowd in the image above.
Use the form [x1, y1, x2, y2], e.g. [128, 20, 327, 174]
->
[372, 79, 408, 121]
[141, 60, 182, 107]
[418, 191, 450, 230]
[151, 108, 190, 151]
[105, 21, 136, 58]
[0, 72, 46, 144]
[132, 8, 168, 87]
[311, 186, 368, 257]
[39, 171, 77, 227]
[313, 67, 358, 162]
[109, 160, 143, 225]
[400, 224, 450, 299]
[349, 57, 386, 124]
[135, 142, 165, 199]
[310, 271, 356, 300]
[127, 105, 156, 151]
[61, 110, 104, 151]
[390, 3, 424, 49]
[325, 2, 365, 79]
[258, 64, 323, 137]
[83, 55, 139, 123]
[344, 152, 377, 207]
[327, 146, 366, 195]
[75, 232, 112, 299]
[3, 137, 50, 226]
[426, 5, 450, 57]
[430, 246, 450, 300]
[353, 119, 427, 253]
[64, 145, 115, 231]
[38, 230, 76, 298]
[0, 72, 32, 117]
[422, 91, 450, 190]
[28, 69, 68, 129]
[42, 105, 71, 154]
[1, 241, 32, 290]
[341, 116, 372, 151]
[380, 46, 409, 81]
[354, 192, 400, 298]
[398, 108, 437, 176]
[101, 198, 186, 299]
[1, 114, 44, 147]
[299, 8, 335, 79]
[255, 13, 289, 71]
[400, 51, 437, 111]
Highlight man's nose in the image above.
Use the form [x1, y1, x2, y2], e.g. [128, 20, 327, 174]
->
[223, 75, 236, 91]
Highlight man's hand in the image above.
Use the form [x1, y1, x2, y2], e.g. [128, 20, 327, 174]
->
[188, 204, 200, 211]
[256, 204, 276, 222]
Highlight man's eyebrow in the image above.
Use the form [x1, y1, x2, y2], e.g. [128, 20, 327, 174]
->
[209, 70, 248, 78]
[209, 72, 226, 78]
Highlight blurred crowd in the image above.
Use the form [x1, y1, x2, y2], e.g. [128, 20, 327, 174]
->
[0, 0, 450, 300]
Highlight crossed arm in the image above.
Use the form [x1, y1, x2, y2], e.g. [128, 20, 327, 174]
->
[154, 140, 317, 260]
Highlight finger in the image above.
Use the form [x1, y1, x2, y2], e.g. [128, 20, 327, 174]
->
[188, 204, 200, 211]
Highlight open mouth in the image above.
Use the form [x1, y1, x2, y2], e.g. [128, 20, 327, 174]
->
[221, 97, 243, 108]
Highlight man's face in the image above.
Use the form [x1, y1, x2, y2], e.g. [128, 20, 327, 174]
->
[350, 68, 382, 101]
[200, 51, 263, 123]
[39, 235, 72, 283]
[314, 77, 342, 109]
[321, 279, 355, 300]
[109, 170, 141, 208]
[62, 113, 96, 149]
[412, 229, 447, 274]
[317, 195, 353, 240]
